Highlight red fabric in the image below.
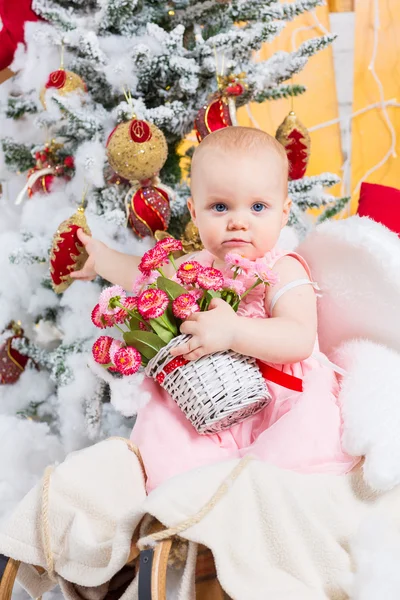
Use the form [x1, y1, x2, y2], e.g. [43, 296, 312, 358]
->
[256, 360, 303, 392]
[357, 182, 400, 236]
[0, 0, 42, 70]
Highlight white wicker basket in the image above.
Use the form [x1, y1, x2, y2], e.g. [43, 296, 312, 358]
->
[145, 334, 271, 434]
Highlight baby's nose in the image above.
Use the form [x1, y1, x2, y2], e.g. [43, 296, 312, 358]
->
[227, 217, 248, 230]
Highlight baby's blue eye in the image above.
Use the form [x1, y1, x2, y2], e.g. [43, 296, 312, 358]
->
[252, 203, 266, 213]
[213, 203, 227, 213]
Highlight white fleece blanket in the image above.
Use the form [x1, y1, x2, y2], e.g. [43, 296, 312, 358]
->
[2, 339, 400, 600]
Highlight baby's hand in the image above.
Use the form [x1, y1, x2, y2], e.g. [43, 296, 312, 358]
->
[170, 298, 237, 361]
[70, 229, 105, 281]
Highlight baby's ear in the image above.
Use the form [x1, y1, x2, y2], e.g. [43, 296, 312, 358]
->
[281, 196, 292, 228]
[187, 197, 197, 224]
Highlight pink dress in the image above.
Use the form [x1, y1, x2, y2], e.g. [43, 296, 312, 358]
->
[131, 248, 359, 491]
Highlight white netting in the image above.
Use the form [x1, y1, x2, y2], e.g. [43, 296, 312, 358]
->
[145, 335, 271, 434]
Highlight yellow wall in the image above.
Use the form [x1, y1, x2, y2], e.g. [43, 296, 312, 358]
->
[350, 0, 400, 212]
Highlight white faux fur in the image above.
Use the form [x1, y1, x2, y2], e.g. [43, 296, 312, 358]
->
[335, 339, 400, 491]
[298, 216, 400, 356]
[346, 514, 400, 600]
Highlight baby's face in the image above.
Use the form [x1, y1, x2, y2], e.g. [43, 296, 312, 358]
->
[188, 147, 290, 264]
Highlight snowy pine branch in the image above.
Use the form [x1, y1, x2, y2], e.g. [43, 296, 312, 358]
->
[318, 196, 350, 222]
[253, 83, 306, 102]
[6, 97, 38, 120]
[289, 173, 340, 193]
[32, 0, 79, 30]
[1, 139, 35, 172]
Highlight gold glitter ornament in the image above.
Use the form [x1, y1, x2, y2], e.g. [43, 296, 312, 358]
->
[49, 207, 91, 294]
[181, 220, 203, 254]
[40, 69, 87, 109]
[106, 119, 168, 183]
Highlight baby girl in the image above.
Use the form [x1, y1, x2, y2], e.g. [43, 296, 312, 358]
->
[72, 126, 359, 491]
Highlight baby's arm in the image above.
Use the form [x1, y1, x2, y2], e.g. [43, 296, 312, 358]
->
[70, 229, 187, 290]
[70, 229, 143, 289]
[231, 256, 317, 364]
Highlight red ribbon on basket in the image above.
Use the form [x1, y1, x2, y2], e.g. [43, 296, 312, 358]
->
[156, 356, 189, 384]
[155, 356, 303, 393]
[255, 360, 303, 393]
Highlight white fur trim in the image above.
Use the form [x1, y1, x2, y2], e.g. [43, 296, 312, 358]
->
[335, 339, 400, 491]
[298, 216, 400, 357]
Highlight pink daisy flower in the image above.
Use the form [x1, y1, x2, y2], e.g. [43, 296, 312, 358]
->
[188, 288, 203, 301]
[132, 271, 159, 295]
[156, 237, 183, 254]
[137, 288, 169, 319]
[99, 285, 126, 315]
[254, 259, 279, 286]
[113, 346, 142, 375]
[92, 336, 114, 364]
[124, 296, 139, 312]
[197, 267, 224, 291]
[223, 277, 245, 296]
[91, 304, 109, 329]
[172, 293, 201, 319]
[138, 246, 168, 275]
[176, 261, 201, 285]
[109, 339, 123, 363]
[225, 252, 256, 275]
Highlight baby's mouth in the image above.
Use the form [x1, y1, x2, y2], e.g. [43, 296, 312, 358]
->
[223, 239, 251, 245]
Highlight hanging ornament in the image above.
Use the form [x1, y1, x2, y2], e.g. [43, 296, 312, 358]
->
[40, 68, 87, 109]
[50, 205, 91, 294]
[0, 322, 30, 385]
[15, 140, 74, 205]
[275, 110, 311, 180]
[181, 220, 203, 254]
[106, 169, 130, 187]
[125, 179, 171, 238]
[106, 119, 168, 183]
[194, 72, 247, 142]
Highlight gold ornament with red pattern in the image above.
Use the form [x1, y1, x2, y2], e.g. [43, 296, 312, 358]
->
[40, 68, 87, 109]
[194, 72, 247, 142]
[106, 119, 168, 183]
[0, 322, 30, 385]
[275, 110, 311, 180]
[50, 206, 91, 294]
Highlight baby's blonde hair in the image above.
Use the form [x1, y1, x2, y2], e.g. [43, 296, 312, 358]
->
[191, 126, 289, 193]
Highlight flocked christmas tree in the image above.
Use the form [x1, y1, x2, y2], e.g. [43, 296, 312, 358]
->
[0, 0, 346, 519]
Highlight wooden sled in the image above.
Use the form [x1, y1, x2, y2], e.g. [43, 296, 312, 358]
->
[0, 519, 229, 600]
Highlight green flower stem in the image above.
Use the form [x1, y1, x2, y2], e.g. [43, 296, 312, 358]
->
[112, 299, 147, 323]
[114, 323, 126, 334]
[225, 292, 233, 305]
[169, 254, 178, 271]
[199, 292, 208, 311]
[159, 313, 177, 334]
[232, 279, 262, 310]
[157, 267, 167, 278]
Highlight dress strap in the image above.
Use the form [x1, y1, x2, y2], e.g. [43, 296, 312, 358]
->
[270, 279, 321, 313]
[311, 352, 347, 376]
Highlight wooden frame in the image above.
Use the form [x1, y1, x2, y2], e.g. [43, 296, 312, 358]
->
[0, 538, 228, 600]
[328, 0, 354, 11]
